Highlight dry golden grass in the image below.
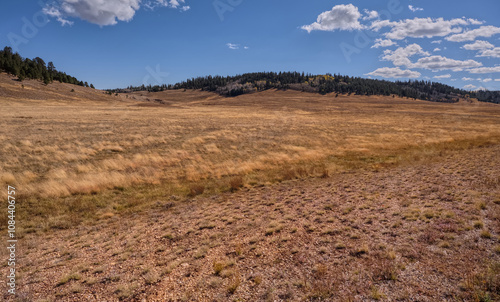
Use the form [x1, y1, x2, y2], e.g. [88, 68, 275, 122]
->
[1, 73, 500, 232]
[1, 74, 500, 204]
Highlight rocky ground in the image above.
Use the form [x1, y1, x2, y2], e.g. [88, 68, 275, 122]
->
[2, 145, 500, 302]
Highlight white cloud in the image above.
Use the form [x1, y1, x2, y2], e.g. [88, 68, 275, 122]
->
[408, 5, 423, 12]
[43, 0, 189, 26]
[362, 9, 379, 21]
[433, 48, 441, 52]
[431, 40, 442, 44]
[302, 4, 363, 33]
[42, 6, 73, 26]
[495, 79, 500, 82]
[468, 18, 484, 25]
[44, 0, 141, 26]
[226, 43, 249, 50]
[481, 78, 492, 82]
[413, 55, 482, 71]
[477, 47, 500, 58]
[366, 67, 421, 78]
[371, 17, 468, 40]
[154, 0, 189, 9]
[371, 38, 396, 48]
[468, 66, 500, 73]
[446, 26, 500, 42]
[226, 43, 240, 50]
[462, 77, 473, 81]
[434, 74, 451, 79]
[463, 84, 476, 89]
[381, 44, 430, 67]
[463, 40, 494, 50]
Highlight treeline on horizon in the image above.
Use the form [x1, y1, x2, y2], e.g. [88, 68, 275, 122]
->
[0, 47, 93, 88]
[120, 72, 500, 104]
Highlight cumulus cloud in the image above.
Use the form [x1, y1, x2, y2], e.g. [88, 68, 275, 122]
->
[468, 66, 500, 73]
[462, 77, 473, 81]
[381, 44, 429, 67]
[153, 0, 190, 10]
[467, 18, 484, 25]
[495, 79, 500, 82]
[482, 78, 493, 82]
[433, 48, 441, 52]
[366, 67, 421, 78]
[462, 40, 494, 50]
[43, 0, 189, 26]
[464, 84, 476, 89]
[382, 44, 483, 71]
[43, 6, 73, 26]
[302, 4, 363, 33]
[446, 25, 500, 42]
[371, 38, 396, 48]
[408, 5, 423, 12]
[44, 0, 141, 26]
[412, 55, 482, 71]
[433, 74, 451, 79]
[371, 17, 468, 40]
[477, 47, 500, 58]
[431, 40, 442, 44]
[362, 9, 378, 21]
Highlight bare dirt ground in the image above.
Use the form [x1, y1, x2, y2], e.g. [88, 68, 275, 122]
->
[0, 74, 499, 301]
[2, 143, 499, 301]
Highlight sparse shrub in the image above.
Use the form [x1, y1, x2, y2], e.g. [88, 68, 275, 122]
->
[144, 269, 160, 285]
[57, 273, 81, 286]
[477, 201, 487, 210]
[494, 245, 500, 254]
[351, 244, 369, 256]
[480, 230, 492, 239]
[439, 241, 451, 249]
[474, 221, 484, 229]
[69, 283, 82, 293]
[253, 275, 263, 285]
[372, 258, 398, 281]
[370, 286, 386, 300]
[335, 242, 346, 249]
[115, 283, 137, 300]
[213, 261, 226, 275]
[227, 275, 241, 294]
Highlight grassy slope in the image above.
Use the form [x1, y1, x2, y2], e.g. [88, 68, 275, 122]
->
[0, 73, 499, 300]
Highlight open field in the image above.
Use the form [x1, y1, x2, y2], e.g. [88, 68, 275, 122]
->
[0, 74, 499, 301]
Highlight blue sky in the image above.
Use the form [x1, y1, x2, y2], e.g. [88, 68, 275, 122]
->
[1, 0, 499, 90]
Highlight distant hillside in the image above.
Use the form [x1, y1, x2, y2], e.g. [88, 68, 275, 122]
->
[119, 72, 500, 104]
[0, 47, 93, 88]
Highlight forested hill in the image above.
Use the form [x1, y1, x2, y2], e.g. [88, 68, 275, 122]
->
[0, 47, 94, 88]
[122, 72, 500, 104]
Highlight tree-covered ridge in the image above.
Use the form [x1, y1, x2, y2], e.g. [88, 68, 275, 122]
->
[121, 72, 500, 104]
[0, 47, 94, 88]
